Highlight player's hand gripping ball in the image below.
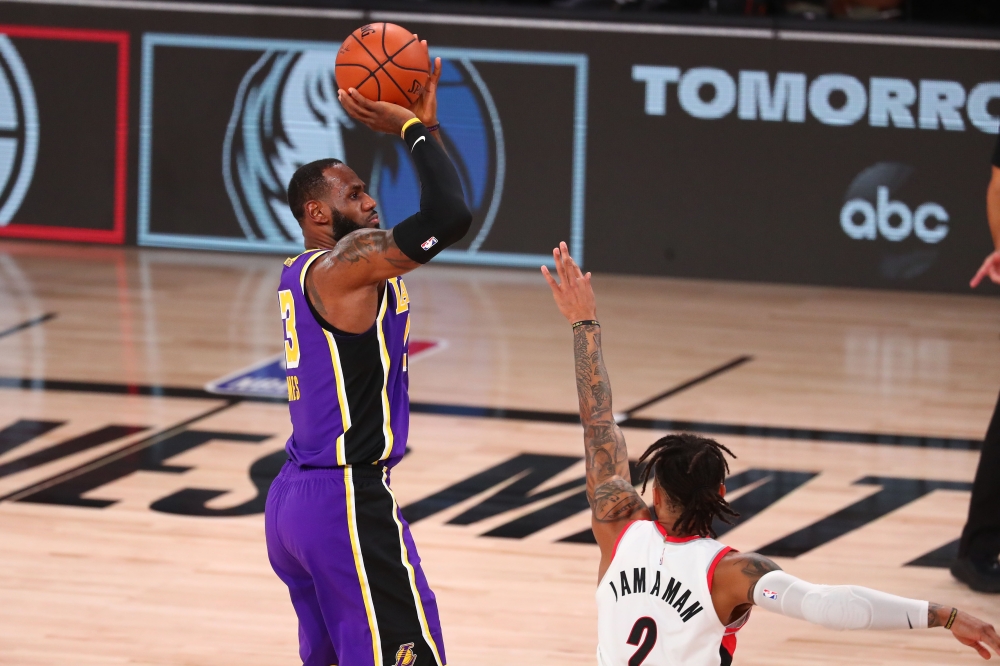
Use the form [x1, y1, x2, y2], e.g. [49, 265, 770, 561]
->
[335, 23, 430, 108]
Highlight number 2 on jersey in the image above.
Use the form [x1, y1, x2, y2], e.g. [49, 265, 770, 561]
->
[279, 289, 300, 369]
[627, 617, 657, 666]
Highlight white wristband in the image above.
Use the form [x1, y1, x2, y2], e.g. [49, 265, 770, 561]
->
[753, 570, 929, 631]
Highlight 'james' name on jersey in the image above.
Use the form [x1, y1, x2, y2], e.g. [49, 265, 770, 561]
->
[278, 248, 412, 469]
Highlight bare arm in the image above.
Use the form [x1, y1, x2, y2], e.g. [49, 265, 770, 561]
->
[310, 228, 420, 289]
[710, 551, 782, 624]
[970, 166, 1000, 287]
[988, 166, 1000, 250]
[542, 243, 650, 573]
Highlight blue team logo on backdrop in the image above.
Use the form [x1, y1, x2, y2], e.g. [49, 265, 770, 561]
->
[0, 35, 38, 227]
[223, 48, 503, 247]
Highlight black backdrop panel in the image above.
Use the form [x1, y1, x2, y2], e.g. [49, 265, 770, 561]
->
[0, 1, 997, 292]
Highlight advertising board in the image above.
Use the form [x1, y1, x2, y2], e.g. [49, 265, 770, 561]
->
[0, 24, 128, 243]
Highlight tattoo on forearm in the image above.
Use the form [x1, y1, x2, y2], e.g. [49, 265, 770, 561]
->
[574, 324, 638, 520]
[740, 554, 782, 604]
[589, 478, 645, 523]
[928, 603, 945, 628]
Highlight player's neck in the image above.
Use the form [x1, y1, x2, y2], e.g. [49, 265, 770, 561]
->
[303, 231, 336, 251]
[654, 508, 691, 538]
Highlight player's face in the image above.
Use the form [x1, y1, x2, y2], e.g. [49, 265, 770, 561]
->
[323, 165, 379, 240]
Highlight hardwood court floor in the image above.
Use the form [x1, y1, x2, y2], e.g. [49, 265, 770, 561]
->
[1, 239, 999, 665]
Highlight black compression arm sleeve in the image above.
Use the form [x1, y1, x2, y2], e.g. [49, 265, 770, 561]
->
[391, 123, 473, 263]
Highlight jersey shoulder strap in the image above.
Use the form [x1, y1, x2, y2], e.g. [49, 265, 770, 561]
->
[282, 249, 330, 294]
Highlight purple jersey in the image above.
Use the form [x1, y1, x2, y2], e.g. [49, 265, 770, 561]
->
[278, 249, 411, 469]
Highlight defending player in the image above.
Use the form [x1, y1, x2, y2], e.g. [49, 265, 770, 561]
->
[542, 242, 1000, 666]
[265, 56, 471, 666]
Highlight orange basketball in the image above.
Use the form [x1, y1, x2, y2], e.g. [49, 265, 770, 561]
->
[335, 23, 429, 108]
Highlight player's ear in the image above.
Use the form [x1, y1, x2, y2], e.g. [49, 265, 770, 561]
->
[304, 200, 329, 225]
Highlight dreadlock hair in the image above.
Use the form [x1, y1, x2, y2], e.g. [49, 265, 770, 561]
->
[637, 433, 739, 538]
[286, 158, 344, 222]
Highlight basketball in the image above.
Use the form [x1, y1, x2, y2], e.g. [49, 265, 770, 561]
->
[335, 23, 429, 108]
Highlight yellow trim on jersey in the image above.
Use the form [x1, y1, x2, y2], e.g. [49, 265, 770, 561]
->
[345, 467, 383, 666]
[325, 330, 352, 466]
[298, 249, 329, 293]
[285, 247, 324, 268]
[403, 314, 410, 345]
[381, 468, 446, 666]
[375, 287, 395, 462]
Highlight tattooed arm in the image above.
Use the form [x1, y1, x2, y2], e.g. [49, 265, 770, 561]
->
[709, 551, 782, 625]
[542, 243, 650, 576]
[303, 230, 419, 333]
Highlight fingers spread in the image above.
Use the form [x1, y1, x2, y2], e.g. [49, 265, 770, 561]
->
[541, 265, 558, 288]
[552, 247, 566, 281]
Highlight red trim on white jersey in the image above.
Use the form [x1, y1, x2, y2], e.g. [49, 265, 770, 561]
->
[652, 521, 708, 543]
[611, 520, 641, 560]
[721, 632, 738, 657]
[706, 545, 734, 591]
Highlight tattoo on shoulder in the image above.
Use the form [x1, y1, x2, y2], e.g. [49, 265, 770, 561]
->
[305, 273, 328, 317]
[589, 477, 645, 523]
[740, 554, 782, 604]
[332, 229, 416, 270]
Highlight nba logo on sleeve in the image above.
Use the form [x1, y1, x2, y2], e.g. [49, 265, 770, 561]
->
[421, 236, 439, 251]
[763, 589, 778, 600]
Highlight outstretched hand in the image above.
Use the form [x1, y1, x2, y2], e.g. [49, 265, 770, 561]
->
[541, 241, 597, 323]
[336, 87, 416, 136]
[947, 610, 1000, 660]
[971, 250, 1000, 288]
[411, 51, 442, 127]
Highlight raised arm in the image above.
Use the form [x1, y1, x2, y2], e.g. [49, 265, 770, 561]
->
[711, 550, 999, 659]
[323, 81, 470, 289]
[542, 243, 650, 571]
[971, 165, 1000, 287]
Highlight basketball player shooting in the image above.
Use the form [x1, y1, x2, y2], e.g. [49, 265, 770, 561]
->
[264, 53, 471, 666]
[542, 243, 1000, 666]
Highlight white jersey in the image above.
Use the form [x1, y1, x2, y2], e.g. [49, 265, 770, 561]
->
[596, 521, 749, 666]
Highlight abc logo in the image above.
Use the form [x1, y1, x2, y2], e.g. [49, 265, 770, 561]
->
[840, 186, 949, 244]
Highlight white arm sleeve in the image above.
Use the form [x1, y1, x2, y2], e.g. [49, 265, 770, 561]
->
[752, 570, 929, 631]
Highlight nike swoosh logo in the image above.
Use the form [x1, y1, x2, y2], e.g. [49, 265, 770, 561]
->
[410, 136, 425, 152]
[907, 614, 913, 629]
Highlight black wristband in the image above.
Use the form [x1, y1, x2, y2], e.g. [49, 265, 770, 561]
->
[572, 320, 599, 329]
